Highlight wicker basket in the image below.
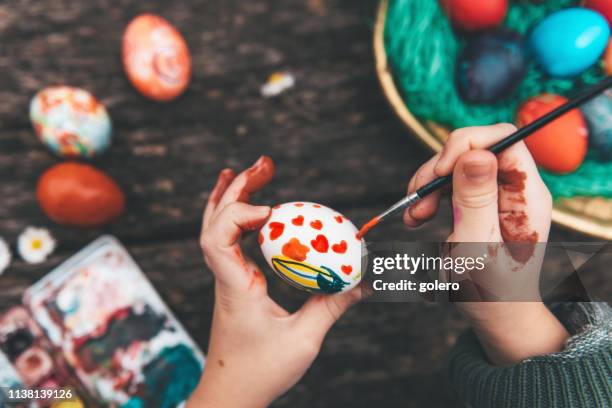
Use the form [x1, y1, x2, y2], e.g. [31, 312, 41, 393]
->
[374, 0, 612, 240]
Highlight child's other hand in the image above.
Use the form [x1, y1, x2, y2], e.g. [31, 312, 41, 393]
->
[404, 124, 568, 366]
[187, 156, 362, 408]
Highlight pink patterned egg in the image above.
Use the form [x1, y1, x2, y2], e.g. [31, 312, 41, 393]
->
[259, 202, 364, 294]
[122, 14, 191, 101]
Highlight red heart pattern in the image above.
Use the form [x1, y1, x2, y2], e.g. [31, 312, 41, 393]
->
[331, 240, 347, 254]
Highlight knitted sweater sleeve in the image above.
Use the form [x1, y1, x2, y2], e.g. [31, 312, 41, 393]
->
[446, 302, 612, 408]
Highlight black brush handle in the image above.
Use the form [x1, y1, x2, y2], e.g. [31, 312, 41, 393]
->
[416, 76, 612, 199]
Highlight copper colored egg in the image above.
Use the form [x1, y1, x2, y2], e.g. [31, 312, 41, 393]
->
[36, 162, 125, 227]
[517, 94, 588, 174]
[122, 14, 191, 101]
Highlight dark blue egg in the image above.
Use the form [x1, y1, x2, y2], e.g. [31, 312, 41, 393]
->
[456, 29, 526, 103]
[581, 89, 612, 161]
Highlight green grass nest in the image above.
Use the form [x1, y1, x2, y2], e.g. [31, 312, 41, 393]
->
[384, 0, 612, 199]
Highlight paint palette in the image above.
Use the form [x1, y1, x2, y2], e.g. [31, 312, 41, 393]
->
[0, 350, 29, 407]
[259, 202, 365, 294]
[24, 236, 204, 407]
[0, 306, 86, 407]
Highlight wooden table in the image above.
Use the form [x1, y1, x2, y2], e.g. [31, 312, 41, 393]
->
[0, 1, 606, 406]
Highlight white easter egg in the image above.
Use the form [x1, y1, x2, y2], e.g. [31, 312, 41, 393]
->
[259, 202, 364, 294]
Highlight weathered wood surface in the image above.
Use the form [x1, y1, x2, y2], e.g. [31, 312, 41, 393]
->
[0, 1, 608, 407]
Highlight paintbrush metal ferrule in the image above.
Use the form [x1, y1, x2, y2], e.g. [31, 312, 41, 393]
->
[378, 191, 421, 221]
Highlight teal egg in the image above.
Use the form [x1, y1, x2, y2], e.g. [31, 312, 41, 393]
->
[30, 86, 112, 158]
[529, 8, 610, 78]
[581, 89, 612, 161]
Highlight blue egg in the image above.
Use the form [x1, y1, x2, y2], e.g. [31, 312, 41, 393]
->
[581, 89, 612, 161]
[529, 8, 610, 78]
[456, 29, 526, 103]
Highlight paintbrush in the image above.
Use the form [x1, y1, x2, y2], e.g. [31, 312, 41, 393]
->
[357, 75, 612, 239]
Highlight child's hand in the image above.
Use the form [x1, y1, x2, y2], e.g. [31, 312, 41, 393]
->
[404, 124, 568, 366]
[187, 156, 362, 408]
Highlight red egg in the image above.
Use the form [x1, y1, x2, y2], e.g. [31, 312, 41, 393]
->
[37, 162, 125, 227]
[604, 39, 612, 75]
[584, 0, 612, 26]
[440, 0, 507, 31]
[122, 14, 191, 101]
[517, 94, 588, 174]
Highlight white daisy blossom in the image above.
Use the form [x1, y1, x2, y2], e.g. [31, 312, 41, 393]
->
[260, 72, 295, 97]
[18, 227, 56, 264]
[0, 238, 11, 275]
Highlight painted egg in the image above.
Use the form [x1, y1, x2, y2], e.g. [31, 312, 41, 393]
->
[259, 202, 364, 294]
[440, 0, 507, 31]
[456, 29, 526, 103]
[529, 8, 610, 77]
[37, 162, 125, 227]
[604, 39, 612, 75]
[517, 94, 588, 173]
[122, 14, 191, 101]
[581, 89, 612, 160]
[29, 86, 112, 158]
[584, 0, 612, 26]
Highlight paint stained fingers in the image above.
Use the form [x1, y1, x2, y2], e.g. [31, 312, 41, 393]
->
[203, 168, 236, 230]
[497, 142, 552, 243]
[200, 202, 271, 287]
[403, 154, 442, 227]
[434, 123, 517, 176]
[213, 156, 275, 219]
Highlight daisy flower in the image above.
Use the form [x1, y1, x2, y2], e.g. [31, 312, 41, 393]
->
[260, 72, 295, 97]
[18, 227, 56, 264]
[0, 238, 11, 275]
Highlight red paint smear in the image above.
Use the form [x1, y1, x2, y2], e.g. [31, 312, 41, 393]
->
[292, 215, 304, 226]
[233, 246, 249, 272]
[209, 169, 236, 204]
[498, 169, 527, 193]
[294, 203, 304, 207]
[237, 156, 275, 202]
[341, 265, 353, 275]
[311, 234, 329, 253]
[357, 216, 380, 239]
[282, 238, 310, 261]
[310, 220, 323, 230]
[334, 215, 344, 224]
[257, 232, 264, 245]
[248, 269, 266, 289]
[332, 240, 347, 254]
[269, 222, 285, 240]
[313, 204, 321, 208]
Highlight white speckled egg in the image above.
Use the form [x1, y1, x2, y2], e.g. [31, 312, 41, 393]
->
[29, 86, 112, 158]
[259, 202, 364, 294]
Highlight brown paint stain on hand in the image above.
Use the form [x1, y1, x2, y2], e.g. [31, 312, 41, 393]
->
[497, 169, 538, 264]
[498, 168, 526, 193]
[500, 211, 538, 264]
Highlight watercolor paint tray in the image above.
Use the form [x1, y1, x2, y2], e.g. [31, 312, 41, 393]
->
[23, 235, 205, 408]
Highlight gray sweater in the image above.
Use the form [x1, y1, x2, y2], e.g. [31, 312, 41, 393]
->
[447, 302, 612, 408]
